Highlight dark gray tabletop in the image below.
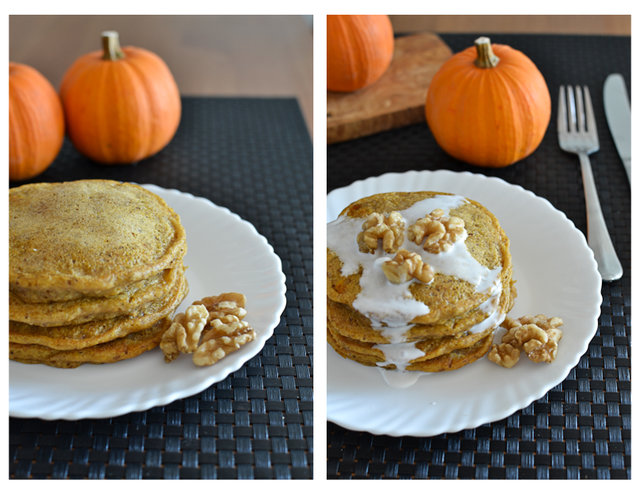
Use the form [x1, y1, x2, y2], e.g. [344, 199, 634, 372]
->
[327, 33, 630, 480]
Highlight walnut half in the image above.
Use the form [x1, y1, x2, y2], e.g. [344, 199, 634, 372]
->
[488, 314, 564, 368]
[408, 209, 465, 254]
[160, 292, 255, 366]
[193, 322, 256, 366]
[195, 292, 247, 321]
[381, 249, 434, 284]
[357, 212, 405, 254]
[193, 294, 256, 367]
[160, 304, 209, 362]
[487, 342, 520, 368]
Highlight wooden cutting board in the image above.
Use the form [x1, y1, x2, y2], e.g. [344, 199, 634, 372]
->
[327, 33, 452, 144]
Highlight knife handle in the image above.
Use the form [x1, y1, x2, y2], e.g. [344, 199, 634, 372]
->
[579, 152, 623, 281]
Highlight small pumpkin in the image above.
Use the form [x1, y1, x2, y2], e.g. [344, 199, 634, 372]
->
[9, 62, 65, 181]
[60, 31, 181, 164]
[327, 15, 394, 92]
[425, 36, 551, 168]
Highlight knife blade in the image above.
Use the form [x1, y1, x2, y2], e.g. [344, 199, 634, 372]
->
[603, 73, 631, 182]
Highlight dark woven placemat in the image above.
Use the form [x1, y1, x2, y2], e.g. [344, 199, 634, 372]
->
[327, 34, 630, 479]
[9, 97, 313, 479]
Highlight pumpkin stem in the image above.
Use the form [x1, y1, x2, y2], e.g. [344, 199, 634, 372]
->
[474, 36, 499, 68]
[102, 31, 125, 61]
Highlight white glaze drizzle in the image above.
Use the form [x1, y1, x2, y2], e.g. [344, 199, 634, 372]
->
[372, 277, 505, 372]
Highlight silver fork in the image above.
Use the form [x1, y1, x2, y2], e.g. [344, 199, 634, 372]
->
[558, 85, 622, 281]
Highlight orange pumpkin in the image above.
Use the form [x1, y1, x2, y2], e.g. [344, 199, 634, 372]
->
[425, 36, 551, 168]
[60, 31, 181, 164]
[9, 62, 65, 181]
[327, 15, 394, 92]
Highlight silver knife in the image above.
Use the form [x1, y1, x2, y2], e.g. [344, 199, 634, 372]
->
[603, 74, 631, 182]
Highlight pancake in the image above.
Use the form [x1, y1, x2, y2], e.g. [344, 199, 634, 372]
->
[10, 318, 170, 368]
[327, 327, 493, 372]
[328, 317, 493, 364]
[406, 335, 493, 372]
[327, 273, 515, 344]
[10, 266, 185, 327]
[327, 192, 512, 325]
[9, 273, 188, 350]
[10, 180, 187, 303]
[11, 268, 180, 305]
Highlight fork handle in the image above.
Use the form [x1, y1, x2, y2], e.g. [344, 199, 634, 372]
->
[579, 152, 623, 281]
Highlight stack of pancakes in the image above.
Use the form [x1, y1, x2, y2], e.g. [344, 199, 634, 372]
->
[327, 191, 515, 373]
[9, 180, 188, 368]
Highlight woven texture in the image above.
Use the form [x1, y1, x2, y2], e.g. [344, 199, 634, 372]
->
[327, 34, 630, 479]
[9, 97, 313, 479]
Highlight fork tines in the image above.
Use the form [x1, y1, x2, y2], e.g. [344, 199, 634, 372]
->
[558, 85, 599, 142]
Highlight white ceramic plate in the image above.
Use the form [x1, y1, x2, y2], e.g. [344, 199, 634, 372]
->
[327, 170, 602, 437]
[10, 185, 286, 420]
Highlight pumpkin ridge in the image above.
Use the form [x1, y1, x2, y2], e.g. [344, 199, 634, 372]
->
[473, 71, 496, 165]
[60, 54, 107, 159]
[33, 75, 64, 163]
[106, 57, 145, 162]
[124, 48, 181, 159]
[9, 110, 30, 167]
[60, 52, 103, 100]
[352, 26, 371, 88]
[476, 70, 506, 165]
[121, 55, 156, 159]
[493, 55, 550, 157]
[94, 63, 117, 163]
[336, 17, 360, 88]
[353, 16, 388, 88]
[10, 79, 38, 166]
[487, 69, 522, 165]
[452, 69, 483, 162]
[496, 69, 538, 159]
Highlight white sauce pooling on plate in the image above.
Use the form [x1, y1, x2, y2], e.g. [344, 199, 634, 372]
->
[327, 195, 504, 384]
[378, 368, 422, 388]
